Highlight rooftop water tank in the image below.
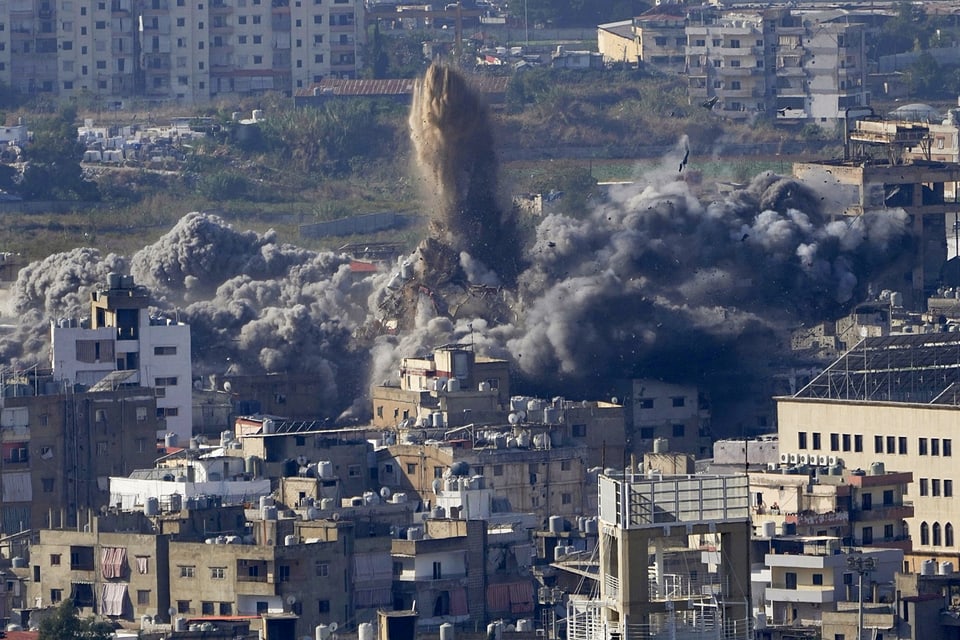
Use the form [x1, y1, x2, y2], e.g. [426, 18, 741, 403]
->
[144, 497, 160, 516]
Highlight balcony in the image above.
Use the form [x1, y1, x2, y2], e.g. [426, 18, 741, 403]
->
[603, 574, 619, 600]
[851, 503, 913, 521]
[765, 586, 835, 604]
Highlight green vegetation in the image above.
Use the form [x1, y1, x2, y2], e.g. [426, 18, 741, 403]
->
[38, 600, 115, 640]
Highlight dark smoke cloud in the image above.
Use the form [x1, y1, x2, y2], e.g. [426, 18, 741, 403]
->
[0, 68, 916, 425]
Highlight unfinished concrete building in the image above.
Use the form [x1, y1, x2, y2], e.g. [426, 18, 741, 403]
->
[567, 472, 753, 640]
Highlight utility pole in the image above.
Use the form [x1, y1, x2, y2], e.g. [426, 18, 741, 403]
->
[846, 552, 877, 640]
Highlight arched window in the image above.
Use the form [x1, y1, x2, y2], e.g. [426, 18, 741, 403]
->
[921, 521, 930, 546]
[947, 523, 955, 548]
[934, 522, 942, 546]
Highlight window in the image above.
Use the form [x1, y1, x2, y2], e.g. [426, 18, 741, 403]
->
[50, 554, 61, 565]
[393, 562, 402, 576]
[253, 14, 261, 23]
[42, 478, 54, 493]
[830, 433, 839, 451]
[812, 433, 821, 450]
[137, 590, 150, 605]
[313, 14, 323, 23]
[253, 35, 262, 43]
[238, 35, 247, 43]
[314, 54, 324, 63]
[638, 398, 653, 409]
[313, 34, 323, 44]
[154, 345, 177, 356]
[493, 465, 503, 476]
[220, 602, 233, 615]
[812, 573, 823, 585]
[933, 439, 941, 456]
[561, 459, 572, 471]
[136, 407, 147, 422]
[933, 479, 941, 497]
[874, 435, 883, 454]
[318, 600, 330, 613]
[433, 466, 444, 479]
[177, 600, 191, 613]
[883, 490, 894, 506]
[278, 565, 290, 582]
[211, 567, 225, 579]
[934, 522, 942, 546]
[177, 17, 185, 26]
[884, 524, 894, 540]
[920, 478, 928, 496]
[798, 432, 807, 449]
[946, 439, 953, 457]
[180, 565, 195, 578]
[253, 55, 262, 64]
[854, 434, 863, 452]
[861, 493, 871, 511]
[785, 572, 797, 589]
[947, 480, 954, 497]
[921, 521, 930, 545]
[899, 436, 907, 454]
[862, 526, 873, 545]
[316, 562, 328, 577]
[886, 435, 895, 454]
[432, 561, 442, 580]
[96, 441, 108, 456]
[920, 437, 928, 455]
[157, 407, 179, 417]
[239, 15, 247, 23]
[671, 397, 685, 407]
[348, 464, 361, 478]
[155, 376, 177, 386]
[562, 492, 573, 504]
[672, 424, 685, 437]
[572, 424, 586, 438]
[406, 463, 417, 474]
[51, 589, 62, 603]
[948, 523, 956, 547]
[202, 602, 215, 615]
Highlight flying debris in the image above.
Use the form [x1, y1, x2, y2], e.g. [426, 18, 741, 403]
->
[701, 96, 720, 110]
[679, 144, 690, 173]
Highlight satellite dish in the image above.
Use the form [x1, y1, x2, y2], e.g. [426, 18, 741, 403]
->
[330, 622, 339, 632]
[611, 397, 619, 404]
[223, 381, 232, 393]
[286, 595, 298, 605]
[380, 486, 392, 499]
[332, 512, 341, 521]
[168, 607, 177, 617]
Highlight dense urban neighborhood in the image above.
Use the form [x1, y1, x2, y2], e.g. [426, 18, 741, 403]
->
[7, 1, 960, 640]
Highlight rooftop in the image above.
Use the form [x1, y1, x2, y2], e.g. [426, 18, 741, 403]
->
[792, 333, 960, 404]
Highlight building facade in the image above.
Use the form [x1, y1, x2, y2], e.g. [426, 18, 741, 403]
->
[51, 274, 192, 441]
[0, 0, 364, 104]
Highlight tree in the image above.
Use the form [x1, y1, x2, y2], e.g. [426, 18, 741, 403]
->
[907, 51, 941, 97]
[39, 600, 115, 640]
[19, 106, 99, 201]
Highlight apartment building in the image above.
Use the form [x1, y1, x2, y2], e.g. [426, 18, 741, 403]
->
[0, 386, 160, 535]
[0, 0, 363, 103]
[51, 273, 192, 442]
[777, 332, 960, 568]
[750, 464, 913, 552]
[618, 378, 711, 457]
[686, 9, 776, 120]
[774, 13, 869, 124]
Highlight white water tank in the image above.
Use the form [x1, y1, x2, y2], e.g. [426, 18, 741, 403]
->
[549, 515, 564, 534]
[653, 438, 669, 453]
[317, 461, 333, 479]
[259, 495, 274, 509]
[922, 559, 937, 575]
[440, 623, 455, 640]
[406, 526, 423, 541]
[762, 521, 776, 537]
[284, 535, 298, 546]
[447, 378, 460, 392]
[168, 493, 183, 512]
[164, 432, 178, 449]
[941, 561, 955, 575]
[262, 505, 278, 520]
[516, 620, 533, 632]
[359, 623, 374, 640]
[144, 497, 160, 516]
[870, 461, 885, 475]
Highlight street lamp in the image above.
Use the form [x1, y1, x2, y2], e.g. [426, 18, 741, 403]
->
[846, 553, 877, 640]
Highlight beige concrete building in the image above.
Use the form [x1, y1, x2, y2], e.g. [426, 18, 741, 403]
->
[567, 473, 753, 640]
[378, 437, 590, 523]
[0, 0, 364, 103]
[0, 385, 160, 535]
[777, 332, 960, 568]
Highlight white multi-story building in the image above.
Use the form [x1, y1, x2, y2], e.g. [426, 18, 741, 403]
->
[0, 0, 364, 103]
[51, 273, 192, 442]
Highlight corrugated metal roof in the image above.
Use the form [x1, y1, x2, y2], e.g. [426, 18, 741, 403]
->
[295, 75, 509, 98]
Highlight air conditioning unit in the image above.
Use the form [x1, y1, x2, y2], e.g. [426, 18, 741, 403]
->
[798, 454, 809, 465]
[818, 455, 828, 465]
[779, 453, 790, 464]
[789, 453, 799, 464]
[828, 456, 838, 465]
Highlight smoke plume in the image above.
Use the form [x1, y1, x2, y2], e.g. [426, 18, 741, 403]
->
[0, 66, 916, 427]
